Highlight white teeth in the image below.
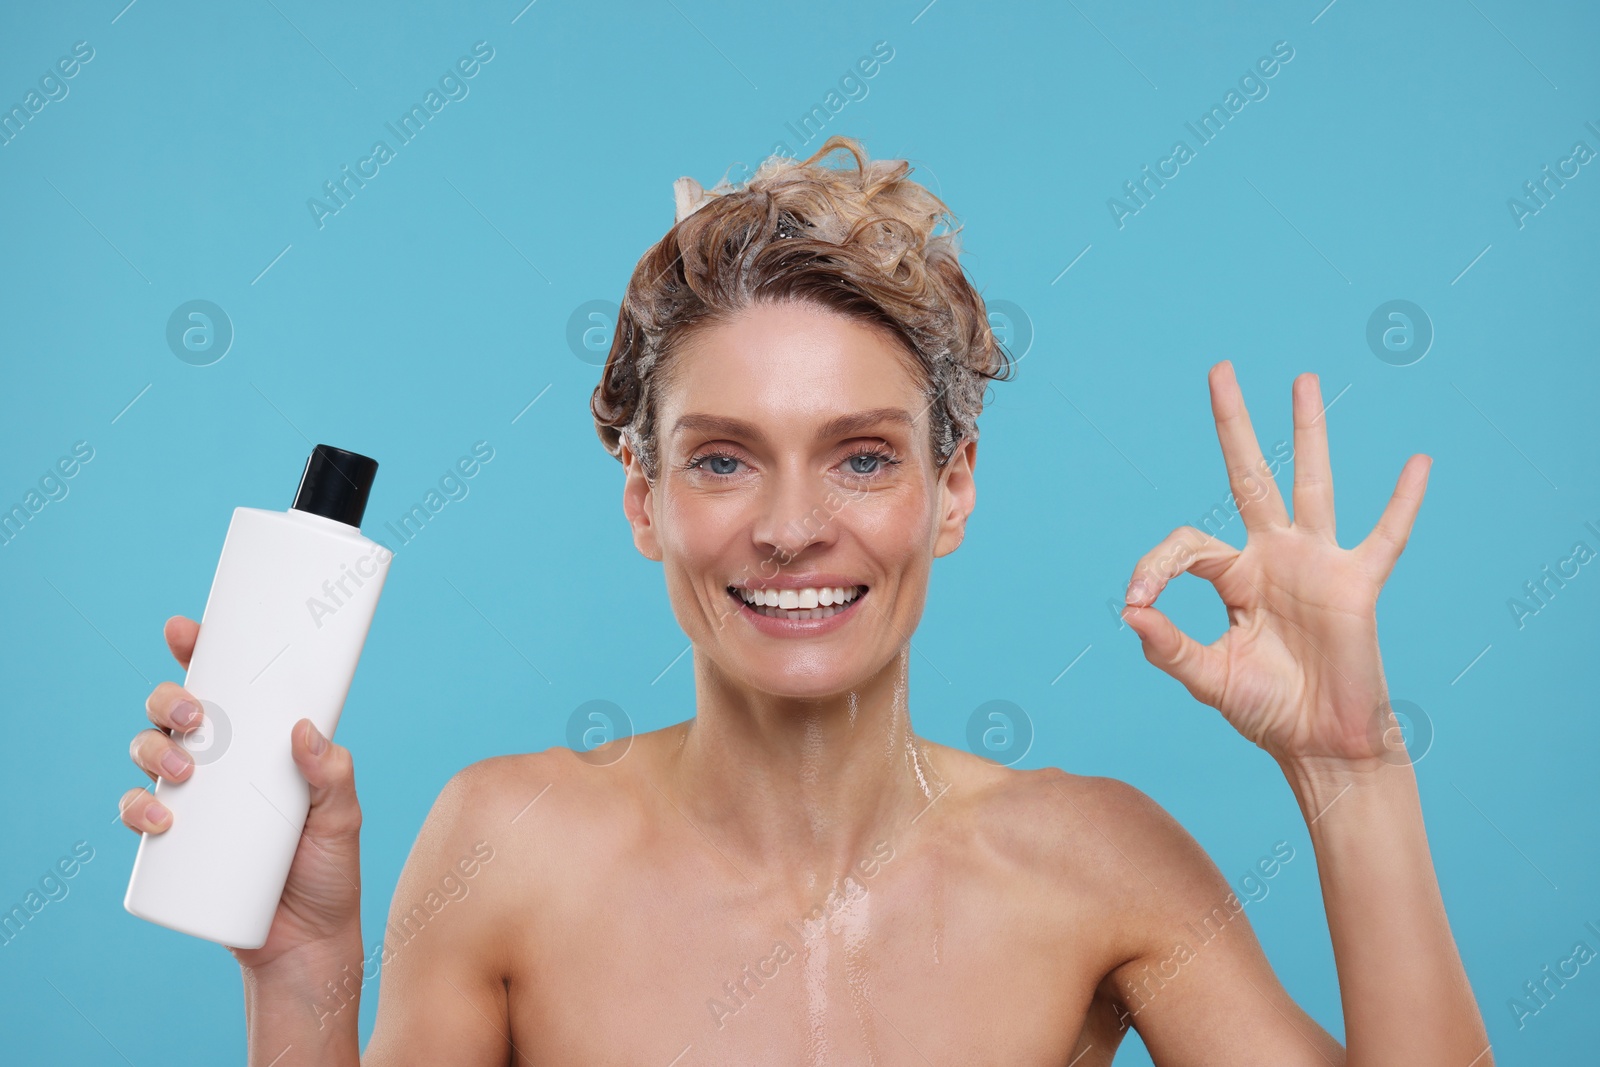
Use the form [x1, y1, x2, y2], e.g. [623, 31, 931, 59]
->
[735, 585, 862, 612]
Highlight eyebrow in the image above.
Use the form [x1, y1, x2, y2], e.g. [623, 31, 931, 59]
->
[670, 406, 916, 445]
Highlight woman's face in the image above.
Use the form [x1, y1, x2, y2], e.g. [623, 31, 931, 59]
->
[621, 299, 977, 699]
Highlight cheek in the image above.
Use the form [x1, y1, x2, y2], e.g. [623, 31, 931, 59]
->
[657, 492, 754, 614]
[853, 506, 929, 556]
[659, 490, 744, 561]
[846, 491, 937, 594]
[854, 483, 935, 547]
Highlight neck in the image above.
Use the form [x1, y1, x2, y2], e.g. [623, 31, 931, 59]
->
[668, 645, 946, 889]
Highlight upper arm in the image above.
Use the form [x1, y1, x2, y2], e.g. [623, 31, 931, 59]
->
[361, 758, 525, 1067]
[1081, 777, 1346, 1067]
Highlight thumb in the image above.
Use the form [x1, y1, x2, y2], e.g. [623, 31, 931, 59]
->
[291, 719, 362, 839]
[1123, 603, 1224, 708]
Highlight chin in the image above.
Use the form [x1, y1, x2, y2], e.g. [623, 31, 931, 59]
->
[725, 645, 878, 701]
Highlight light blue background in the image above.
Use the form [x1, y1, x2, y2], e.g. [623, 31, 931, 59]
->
[2, 1, 1596, 1062]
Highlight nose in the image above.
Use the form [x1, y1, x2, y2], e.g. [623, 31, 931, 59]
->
[750, 465, 842, 565]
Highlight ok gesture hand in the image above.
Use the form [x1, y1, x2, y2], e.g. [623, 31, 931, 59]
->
[1122, 361, 1431, 770]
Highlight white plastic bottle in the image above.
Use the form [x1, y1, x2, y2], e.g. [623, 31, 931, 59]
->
[125, 444, 392, 949]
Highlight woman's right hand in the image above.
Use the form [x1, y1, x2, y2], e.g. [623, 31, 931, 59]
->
[121, 614, 365, 971]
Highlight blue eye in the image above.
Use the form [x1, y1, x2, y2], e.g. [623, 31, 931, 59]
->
[843, 447, 900, 478]
[683, 451, 745, 476]
[682, 447, 900, 479]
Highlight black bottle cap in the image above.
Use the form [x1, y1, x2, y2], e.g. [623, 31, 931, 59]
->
[291, 445, 378, 528]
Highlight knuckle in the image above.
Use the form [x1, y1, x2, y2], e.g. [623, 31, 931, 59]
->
[129, 729, 171, 771]
[129, 731, 158, 768]
[145, 681, 185, 724]
[118, 788, 150, 828]
[330, 747, 358, 784]
[314, 791, 362, 836]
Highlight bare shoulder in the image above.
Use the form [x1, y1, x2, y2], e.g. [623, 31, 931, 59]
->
[427, 740, 656, 878]
[917, 747, 1284, 1043]
[389, 747, 588, 915]
[904, 749, 1243, 1052]
[435, 745, 596, 826]
[365, 740, 664, 1061]
[918, 744, 1229, 923]
[377, 741, 659, 975]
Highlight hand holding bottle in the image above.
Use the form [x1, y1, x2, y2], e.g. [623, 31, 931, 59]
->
[122, 444, 387, 956]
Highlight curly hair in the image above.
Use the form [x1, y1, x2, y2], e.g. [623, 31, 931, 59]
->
[589, 135, 1015, 483]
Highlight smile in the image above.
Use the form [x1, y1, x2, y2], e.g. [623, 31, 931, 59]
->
[727, 584, 867, 621]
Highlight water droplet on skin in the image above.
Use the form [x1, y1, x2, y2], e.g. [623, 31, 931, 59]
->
[905, 733, 934, 801]
[885, 649, 909, 764]
[801, 710, 827, 837]
[839, 883, 880, 1062]
[803, 917, 829, 1065]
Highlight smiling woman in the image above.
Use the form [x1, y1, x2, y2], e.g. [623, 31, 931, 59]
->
[123, 136, 1492, 1066]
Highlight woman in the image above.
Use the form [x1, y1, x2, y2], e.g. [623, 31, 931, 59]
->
[122, 136, 1492, 1064]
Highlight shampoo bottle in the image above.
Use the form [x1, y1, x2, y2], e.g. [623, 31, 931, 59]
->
[124, 444, 391, 949]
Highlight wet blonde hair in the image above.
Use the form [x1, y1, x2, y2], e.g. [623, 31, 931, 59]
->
[589, 135, 1014, 482]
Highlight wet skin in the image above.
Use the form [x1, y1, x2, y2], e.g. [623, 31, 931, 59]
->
[124, 299, 1484, 1064]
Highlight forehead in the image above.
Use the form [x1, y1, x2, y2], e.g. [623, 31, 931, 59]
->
[659, 300, 926, 431]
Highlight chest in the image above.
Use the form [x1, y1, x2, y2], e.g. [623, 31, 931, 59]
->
[501, 849, 1112, 1065]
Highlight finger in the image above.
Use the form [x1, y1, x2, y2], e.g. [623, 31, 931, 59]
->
[292, 720, 363, 841]
[164, 615, 199, 671]
[130, 727, 194, 784]
[1125, 525, 1242, 606]
[1290, 372, 1336, 539]
[1354, 454, 1431, 584]
[1209, 361, 1289, 532]
[145, 680, 204, 732]
[119, 786, 172, 834]
[1122, 603, 1228, 708]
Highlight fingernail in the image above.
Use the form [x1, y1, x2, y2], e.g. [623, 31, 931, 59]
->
[1126, 580, 1150, 604]
[146, 800, 169, 825]
[171, 700, 201, 728]
[307, 722, 328, 756]
[160, 749, 191, 778]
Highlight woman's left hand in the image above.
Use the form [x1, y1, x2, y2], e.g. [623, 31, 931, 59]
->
[1121, 361, 1431, 771]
